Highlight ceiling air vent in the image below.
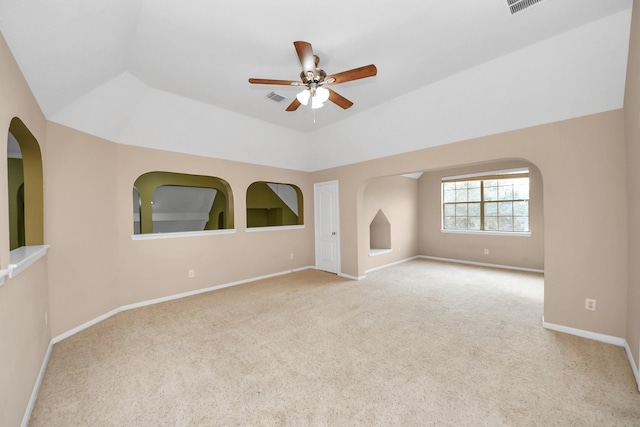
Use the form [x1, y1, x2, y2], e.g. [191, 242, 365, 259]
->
[266, 91, 287, 103]
[507, 0, 545, 14]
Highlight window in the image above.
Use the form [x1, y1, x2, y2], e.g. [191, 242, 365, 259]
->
[442, 169, 529, 233]
[133, 172, 233, 234]
[246, 182, 303, 228]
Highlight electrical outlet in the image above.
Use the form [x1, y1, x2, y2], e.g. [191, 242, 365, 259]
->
[45, 311, 48, 325]
[585, 298, 597, 311]
[188, 269, 195, 278]
[483, 249, 489, 255]
[290, 253, 294, 260]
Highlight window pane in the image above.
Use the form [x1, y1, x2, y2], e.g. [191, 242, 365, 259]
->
[468, 217, 481, 230]
[514, 217, 529, 232]
[513, 201, 528, 216]
[455, 182, 467, 190]
[455, 204, 468, 217]
[498, 184, 513, 201]
[484, 202, 497, 216]
[514, 183, 529, 200]
[499, 217, 513, 231]
[468, 203, 480, 216]
[498, 202, 513, 216]
[444, 217, 456, 229]
[455, 217, 468, 229]
[443, 182, 456, 192]
[444, 189, 456, 203]
[455, 189, 468, 202]
[484, 186, 498, 201]
[468, 187, 481, 201]
[485, 217, 498, 230]
[444, 204, 456, 217]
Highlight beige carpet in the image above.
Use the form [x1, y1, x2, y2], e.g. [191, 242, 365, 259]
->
[29, 259, 640, 426]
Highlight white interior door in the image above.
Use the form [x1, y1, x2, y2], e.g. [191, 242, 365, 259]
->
[314, 180, 340, 274]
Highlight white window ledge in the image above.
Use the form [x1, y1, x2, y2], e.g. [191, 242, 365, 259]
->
[246, 225, 305, 233]
[370, 248, 393, 257]
[8, 245, 51, 280]
[0, 269, 10, 287]
[131, 229, 237, 241]
[441, 229, 531, 237]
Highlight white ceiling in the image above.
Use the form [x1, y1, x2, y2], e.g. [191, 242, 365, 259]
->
[0, 0, 633, 171]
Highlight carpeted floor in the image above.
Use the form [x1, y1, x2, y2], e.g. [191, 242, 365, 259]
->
[29, 259, 640, 426]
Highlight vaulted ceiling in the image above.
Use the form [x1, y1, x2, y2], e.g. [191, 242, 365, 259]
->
[0, 0, 633, 171]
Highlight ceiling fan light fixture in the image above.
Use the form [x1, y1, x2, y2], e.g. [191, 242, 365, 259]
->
[296, 89, 311, 105]
[315, 86, 330, 103]
[311, 97, 324, 109]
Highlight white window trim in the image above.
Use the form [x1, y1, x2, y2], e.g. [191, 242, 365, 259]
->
[441, 229, 531, 237]
[245, 225, 305, 233]
[131, 229, 237, 241]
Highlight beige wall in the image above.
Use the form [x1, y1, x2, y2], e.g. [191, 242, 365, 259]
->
[418, 160, 544, 270]
[0, 34, 51, 427]
[312, 109, 628, 338]
[44, 125, 315, 337]
[624, 0, 640, 376]
[363, 175, 419, 272]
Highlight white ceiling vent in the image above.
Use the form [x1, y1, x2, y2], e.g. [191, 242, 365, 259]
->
[266, 92, 287, 103]
[507, 0, 545, 14]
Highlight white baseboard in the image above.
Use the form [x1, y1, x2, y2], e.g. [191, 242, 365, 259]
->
[365, 256, 421, 274]
[22, 340, 53, 427]
[542, 318, 626, 347]
[337, 272, 365, 281]
[624, 340, 640, 392]
[542, 319, 639, 391]
[54, 266, 315, 344]
[419, 255, 544, 273]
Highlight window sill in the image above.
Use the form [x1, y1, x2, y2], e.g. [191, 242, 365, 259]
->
[246, 225, 305, 233]
[370, 248, 393, 257]
[5, 245, 51, 281]
[441, 229, 531, 237]
[131, 229, 237, 241]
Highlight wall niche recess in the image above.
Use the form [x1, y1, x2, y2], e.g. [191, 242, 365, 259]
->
[370, 209, 391, 255]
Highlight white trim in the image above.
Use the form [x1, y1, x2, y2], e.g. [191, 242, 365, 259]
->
[131, 229, 236, 240]
[542, 318, 626, 347]
[369, 248, 392, 257]
[52, 266, 314, 344]
[365, 256, 421, 274]
[337, 272, 365, 281]
[245, 225, 305, 233]
[440, 229, 531, 237]
[9, 245, 50, 278]
[624, 340, 640, 392]
[0, 269, 11, 286]
[419, 256, 544, 273]
[442, 167, 529, 181]
[22, 341, 53, 427]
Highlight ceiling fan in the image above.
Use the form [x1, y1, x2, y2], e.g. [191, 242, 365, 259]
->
[248, 41, 377, 111]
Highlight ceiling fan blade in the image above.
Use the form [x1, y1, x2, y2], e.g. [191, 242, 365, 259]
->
[286, 98, 302, 112]
[326, 64, 377, 85]
[248, 78, 302, 86]
[294, 41, 316, 80]
[328, 89, 354, 109]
